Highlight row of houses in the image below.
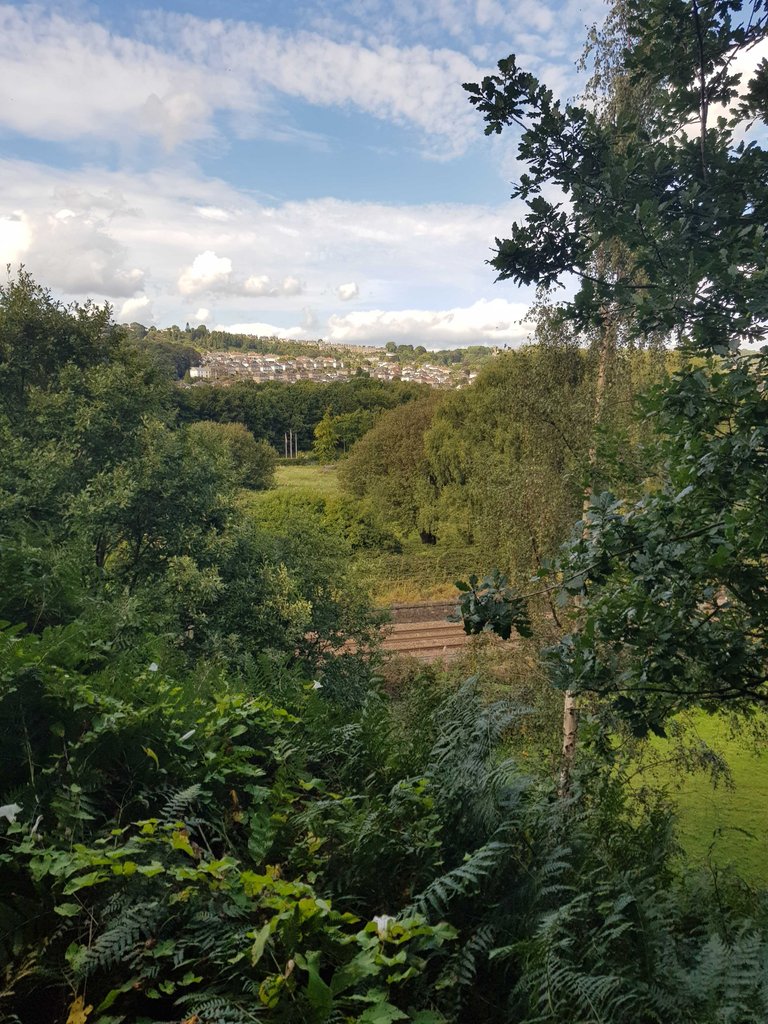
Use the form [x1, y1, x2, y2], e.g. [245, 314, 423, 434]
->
[189, 351, 471, 388]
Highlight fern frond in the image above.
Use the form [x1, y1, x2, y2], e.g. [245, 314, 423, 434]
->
[79, 900, 163, 974]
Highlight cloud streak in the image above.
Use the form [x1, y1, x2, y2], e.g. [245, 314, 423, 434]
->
[215, 296, 532, 348]
[0, 5, 260, 148]
[0, 5, 485, 158]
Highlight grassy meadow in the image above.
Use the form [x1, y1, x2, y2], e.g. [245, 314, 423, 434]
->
[274, 462, 342, 496]
[643, 717, 768, 884]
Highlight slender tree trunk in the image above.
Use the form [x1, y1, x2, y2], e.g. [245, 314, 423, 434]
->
[559, 319, 611, 795]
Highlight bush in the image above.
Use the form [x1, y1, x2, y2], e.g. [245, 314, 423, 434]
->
[186, 420, 277, 489]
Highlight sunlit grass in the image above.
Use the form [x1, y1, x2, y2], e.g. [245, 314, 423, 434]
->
[642, 716, 768, 884]
[357, 537, 481, 606]
[273, 463, 341, 496]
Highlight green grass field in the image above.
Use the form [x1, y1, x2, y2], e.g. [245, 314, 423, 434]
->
[641, 716, 768, 884]
[274, 463, 341, 497]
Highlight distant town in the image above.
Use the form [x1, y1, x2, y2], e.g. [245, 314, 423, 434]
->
[122, 322, 500, 388]
[188, 349, 480, 388]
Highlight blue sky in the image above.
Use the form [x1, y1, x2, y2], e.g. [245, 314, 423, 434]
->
[0, 0, 608, 347]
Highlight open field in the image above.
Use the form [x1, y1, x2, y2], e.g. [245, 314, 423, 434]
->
[274, 463, 341, 496]
[641, 717, 768, 884]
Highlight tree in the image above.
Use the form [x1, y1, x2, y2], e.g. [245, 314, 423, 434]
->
[187, 420, 277, 490]
[339, 395, 440, 541]
[135, 338, 202, 379]
[464, 0, 768, 352]
[425, 345, 603, 569]
[464, 0, 768, 735]
[547, 350, 768, 735]
[313, 408, 377, 461]
[313, 408, 341, 462]
[0, 269, 122, 415]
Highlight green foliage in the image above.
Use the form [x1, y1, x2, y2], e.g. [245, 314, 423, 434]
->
[464, 1, 768, 352]
[425, 345, 593, 569]
[510, 780, 768, 1024]
[0, 628, 456, 1022]
[0, 271, 381, 683]
[340, 395, 441, 540]
[313, 407, 377, 461]
[545, 353, 768, 735]
[453, 571, 533, 641]
[7, 0, 768, 1014]
[0, 269, 122, 413]
[187, 420, 278, 490]
[176, 375, 428, 453]
[132, 337, 202, 379]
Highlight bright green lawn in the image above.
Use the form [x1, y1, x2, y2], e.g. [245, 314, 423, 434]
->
[645, 716, 768, 884]
[273, 463, 341, 497]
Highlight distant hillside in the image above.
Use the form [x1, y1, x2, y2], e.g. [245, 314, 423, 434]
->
[122, 321, 499, 373]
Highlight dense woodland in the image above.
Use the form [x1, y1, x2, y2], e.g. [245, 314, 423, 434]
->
[3, 1, 768, 1022]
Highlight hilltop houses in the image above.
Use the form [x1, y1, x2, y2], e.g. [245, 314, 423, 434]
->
[189, 351, 461, 387]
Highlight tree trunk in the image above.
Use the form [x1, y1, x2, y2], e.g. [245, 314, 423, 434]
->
[559, 319, 611, 795]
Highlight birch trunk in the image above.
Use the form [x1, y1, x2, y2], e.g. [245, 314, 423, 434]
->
[559, 320, 611, 796]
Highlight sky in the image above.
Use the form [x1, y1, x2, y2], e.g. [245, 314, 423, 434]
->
[0, 0, 609, 348]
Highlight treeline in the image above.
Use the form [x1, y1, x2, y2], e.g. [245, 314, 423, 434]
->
[175, 376, 429, 453]
[340, 343, 670, 578]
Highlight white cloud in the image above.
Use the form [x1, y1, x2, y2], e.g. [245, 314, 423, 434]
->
[0, 1, 610, 165]
[301, 0, 604, 101]
[196, 206, 233, 222]
[194, 307, 211, 323]
[214, 320, 306, 339]
[326, 297, 531, 347]
[119, 295, 153, 321]
[0, 158, 536, 338]
[0, 6, 261, 149]
[282, 276, 303, 296]
[242, 274, 303, 297]
[336, 281, 359, 301]
[178, 251, 233, 295]
[148, 13, 484, 157]
[0, 6, 487, 158]
[243, 274, 277, 297]
[2, 204, 145, 298]
[0, 211, 31, 264]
